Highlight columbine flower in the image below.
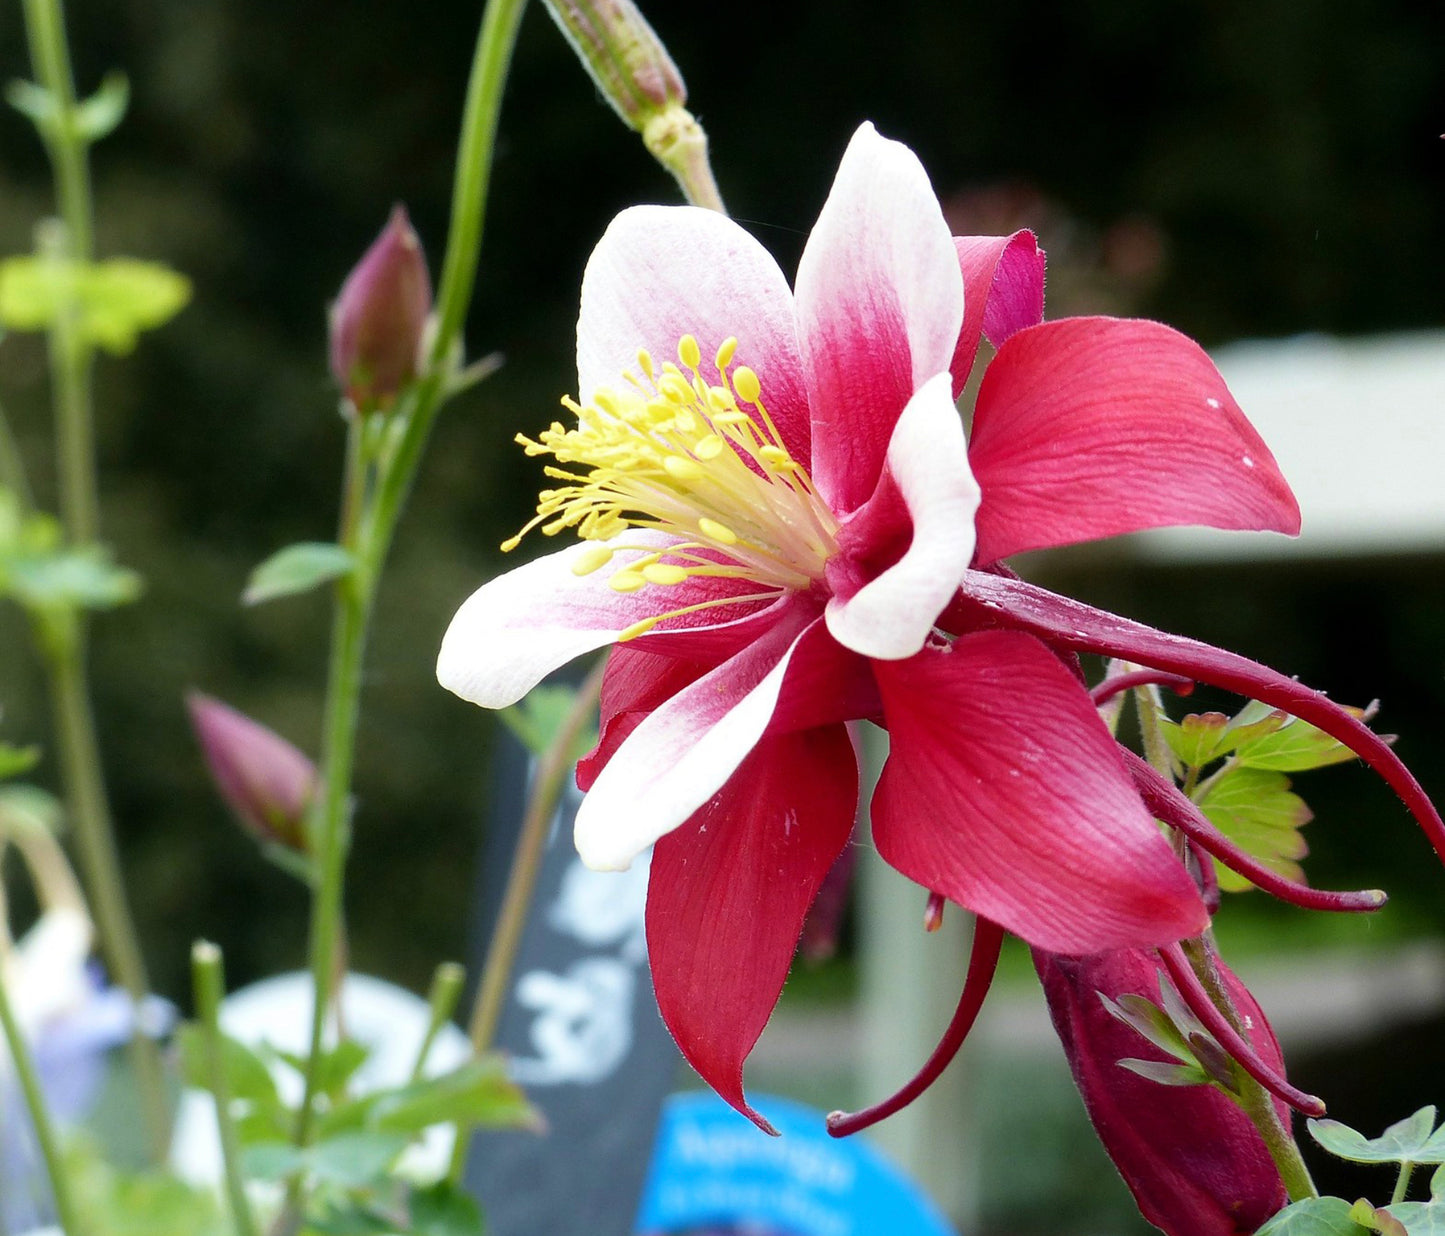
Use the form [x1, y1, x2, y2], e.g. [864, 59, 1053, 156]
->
[329, 205, 432, 410]
[438, 123, 1443, 1130]
[1036, 945, 1290, 1236]
[187, 691, 317, 852]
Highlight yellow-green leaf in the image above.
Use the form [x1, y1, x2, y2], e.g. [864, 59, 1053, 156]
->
[0, 255, 190, 354]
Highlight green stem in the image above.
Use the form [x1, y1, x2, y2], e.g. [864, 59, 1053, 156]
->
[22, 0, 94, 262]
[0, 967, 85, 1235]
[0, 398, 36, 509]
[411, 961, 467, 1083]
[1180, 934, 1317, 1201]
[291, 0, 529, 1163]
[38, 615, 169, 1157]
[192, 941, 259, 1236]
[448, 657, 605, 1183]
[1392, 1161, 1415, 1205]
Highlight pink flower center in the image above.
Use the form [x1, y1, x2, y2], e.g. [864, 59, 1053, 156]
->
[505, 334, 839, 637]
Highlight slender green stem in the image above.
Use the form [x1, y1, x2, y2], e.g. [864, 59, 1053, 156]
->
[1179, 936, 1316, 1200]
[38, 614, 169, 1156]
[22, 0, 94, 262]
[447, 657, 605, 1183]
[0, 398, 36, 508]
[1392, 1161, 1415, 1205]
[411, 961, 467, 1083]
[192, 941, 259, 1236]
[0, 968, 86, 1234]
[291, 0, 529, 1166]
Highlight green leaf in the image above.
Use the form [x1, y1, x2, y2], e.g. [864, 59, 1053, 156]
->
[1349, 1199, 1409, 1236]
[6, 78, 57, 129]
[273, 1036, 370, 1098]
[0, 741, 40, 779]
[306, 1131, 411, 1187]
[64, 1143, 229, 1236]
[0, 783, 64, 836]
[2, 541, 143, 610]
[1100, 990, 1194, 1062]
[1255, 1195, 1374, 1235]
[174, 1023, 283, 1107]
[242, 1140, 307, 1183]
[498, 683, 598, 762]
[1232, 702, 1370, 772]
[366, 1055, 539, 1136]
[74, 71, 130, 142]
[1309, 1108, 1445, 1165]
[0, 255, 190, 354]
[1159, 711, 1236, 769]
[1116, 1057, 1211, 1087]
[244, 541, 356, 605]
[409, 1182, 485, 1236]
[1194, 764, 1311, 893]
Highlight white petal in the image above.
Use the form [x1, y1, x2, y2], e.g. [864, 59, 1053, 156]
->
[825, 373, 979, 659]
[573, 616, 814, 871]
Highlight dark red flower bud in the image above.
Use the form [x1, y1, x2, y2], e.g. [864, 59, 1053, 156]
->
[328, 205, 432, 410]
[1035, 946, 1289, 1236]
[187, 692, 317, 851]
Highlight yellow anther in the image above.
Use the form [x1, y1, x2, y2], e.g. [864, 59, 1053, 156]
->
[663, 455, 704, 481]
[642, 562, 689, 586]
[571, 545, 614, 576]
[594, 388, 621, 416]
[500, 533, 523, 552]
[659, 373, 693, 404]
[637, 349, 655, 379]
[618, 615, 660, 641]
[610, 571, 646, 593]
[759, 445, 792, 466]
[698, 517, 738, 545]
[715, 337, 738, 370]
[695, 434, 725, 460]
[733, 366, 761, 404]
[678, 334, 701, 369]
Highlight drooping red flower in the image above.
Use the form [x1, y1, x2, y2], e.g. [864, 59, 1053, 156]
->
[438, 123, 1442, 1130]
[1036, 945, 1291, 1236]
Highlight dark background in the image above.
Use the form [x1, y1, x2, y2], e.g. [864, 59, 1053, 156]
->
[2, 0, 1443, 1221]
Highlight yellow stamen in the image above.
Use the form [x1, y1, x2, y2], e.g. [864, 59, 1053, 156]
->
[505, 331, 841, 631]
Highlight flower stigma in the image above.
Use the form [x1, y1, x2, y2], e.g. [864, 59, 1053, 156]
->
[505, 334, 840, 639]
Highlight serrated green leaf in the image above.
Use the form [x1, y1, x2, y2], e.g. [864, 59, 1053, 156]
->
[1159, 711, 1235, 768]
[244, 541, 356, 605]
[1255, 1195, 1373, 1235]
[175, 1023, 283, 1107]
[367, 1055, 538, 1136]
[306, 1131, 410, 1187]
[499, 683, 598, 762]
[1195, 764, 1311, 893]
[1233, 709, 1367, 772]
[1309, 1108, 1445, 1165]
[74, 71, 130, 141]
[1116, 1057, 1211, 1087]
[409, 1182, 485, 1236]
[0, 741, 40, 779]
[0, 255, 190, 354]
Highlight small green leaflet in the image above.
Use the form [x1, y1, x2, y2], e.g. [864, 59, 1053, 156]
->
[0, 741, 39, 779]
[1309, 1108, 1445, 1166]
[0, 255, 190, 354]
[499, 682, 599, 762]
[1255, 1196, 1373, 1235]
[243, 542, 356, 605]
[409, 1182, 485, 1236]
[6, 71, 130, 143]
[1229, 699, 1372, 772]
[1194, 765, 1310, 893]
[242, 1132, 410, 1188]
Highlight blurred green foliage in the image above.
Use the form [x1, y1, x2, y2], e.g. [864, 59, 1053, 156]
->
[0, 0, 1441, 1002]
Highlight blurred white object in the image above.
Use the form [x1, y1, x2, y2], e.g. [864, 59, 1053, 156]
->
[1130, 332, 1445, 561]
[169, 971, 470, 1186]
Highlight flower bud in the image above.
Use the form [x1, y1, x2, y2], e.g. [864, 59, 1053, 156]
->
[187, 692, 317, 852]
[328, 205, 432, 410]
[1035, 946, 1288, 1236]
[541, 0, 688, 131]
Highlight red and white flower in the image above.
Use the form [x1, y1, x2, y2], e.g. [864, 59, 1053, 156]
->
[438, 123, 1442, 1130]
